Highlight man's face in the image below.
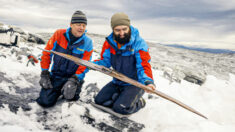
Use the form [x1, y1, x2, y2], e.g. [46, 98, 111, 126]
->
[70, 23, 86, 37]
[113, 25, 130, 44]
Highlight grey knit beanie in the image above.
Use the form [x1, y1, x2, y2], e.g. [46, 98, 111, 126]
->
[111, 12, 130, 29]
[71, 10, 87, 25]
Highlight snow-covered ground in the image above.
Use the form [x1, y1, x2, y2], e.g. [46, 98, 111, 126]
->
[0, 32, 235, 132]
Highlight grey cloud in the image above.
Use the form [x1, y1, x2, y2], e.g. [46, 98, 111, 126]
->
[115, 0, 235, 34]
[0, 0, 234, 45]
[120, 0, 233, 20]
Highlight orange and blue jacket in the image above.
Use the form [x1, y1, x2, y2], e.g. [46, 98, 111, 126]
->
[94, 26, 154, 85]
[40, 28, 93, 80]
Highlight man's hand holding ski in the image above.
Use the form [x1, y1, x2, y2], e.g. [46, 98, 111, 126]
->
[146, 84, 156, 93]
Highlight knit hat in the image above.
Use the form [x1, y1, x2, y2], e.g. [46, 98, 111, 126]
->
[71, 10, 87, 25]
[111, 12, 130, 29]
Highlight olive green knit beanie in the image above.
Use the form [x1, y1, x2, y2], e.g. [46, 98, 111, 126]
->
[111, 12, 130, 29]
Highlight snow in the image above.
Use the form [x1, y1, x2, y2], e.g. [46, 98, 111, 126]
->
[0, 81, 17, 95]
[0, 125, 38, 132]
[0, 104, 50, 132]
[129, 72, 235, 132]
[0, 33, 235, 132]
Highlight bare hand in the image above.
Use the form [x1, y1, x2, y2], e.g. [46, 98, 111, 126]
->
[145, 84, 156, 93]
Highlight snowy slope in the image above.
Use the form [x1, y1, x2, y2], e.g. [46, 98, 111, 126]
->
[0, 33, 235, 132]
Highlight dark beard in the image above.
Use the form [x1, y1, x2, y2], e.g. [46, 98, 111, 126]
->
[114, 31, 131, 44]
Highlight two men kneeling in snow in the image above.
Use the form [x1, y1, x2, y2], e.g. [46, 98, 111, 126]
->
[36, 11, 155, 115]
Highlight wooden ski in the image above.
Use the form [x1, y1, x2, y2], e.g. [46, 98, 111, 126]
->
[40, 48, 208, 119]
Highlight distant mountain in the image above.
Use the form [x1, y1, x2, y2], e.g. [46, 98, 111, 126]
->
[163, 44, 235, 54]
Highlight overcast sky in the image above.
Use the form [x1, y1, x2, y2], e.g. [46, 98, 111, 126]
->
[0, 0, 235, 49]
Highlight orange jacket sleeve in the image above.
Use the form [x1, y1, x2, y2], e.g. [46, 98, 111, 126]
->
[40, 31, 58, 70]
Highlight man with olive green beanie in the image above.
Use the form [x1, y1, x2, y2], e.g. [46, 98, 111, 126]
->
[93, 12, 156, 115]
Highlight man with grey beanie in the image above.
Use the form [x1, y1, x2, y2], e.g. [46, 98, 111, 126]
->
[93, 12, 156, 115]
[36, 10, 93, 107]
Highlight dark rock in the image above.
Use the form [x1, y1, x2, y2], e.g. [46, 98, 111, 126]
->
[148, 94, 159, 99]
[28, 33, 45, 44]
[0, 54, 7, 58]
[17, 56, 22, 61]
[184, 75, 204, 85]
[1, 24, 46, 45]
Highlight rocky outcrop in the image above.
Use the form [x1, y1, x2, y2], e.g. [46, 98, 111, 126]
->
[0, 23, 46, 45]
[149, 42, 235, 85]
[27, 33, 45, 44]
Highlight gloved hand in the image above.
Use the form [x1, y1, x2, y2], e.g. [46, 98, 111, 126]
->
[39, 70, 53, 89]
[62, 75, 84, 100]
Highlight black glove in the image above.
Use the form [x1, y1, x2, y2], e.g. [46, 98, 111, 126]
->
[62, 75, 84, 100]
[39, 70, 53, 89]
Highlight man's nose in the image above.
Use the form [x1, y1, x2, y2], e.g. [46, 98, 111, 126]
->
[119, 30, 125, 36]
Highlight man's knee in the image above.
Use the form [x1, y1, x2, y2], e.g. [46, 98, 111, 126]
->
[94, 82, 118, 105]
[94, 94, 103, 105]
[36, 96, 56, 108]
[95, 92, 118, 106]
[112, 90, 144, 114]
[36, 89, 58, 107]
